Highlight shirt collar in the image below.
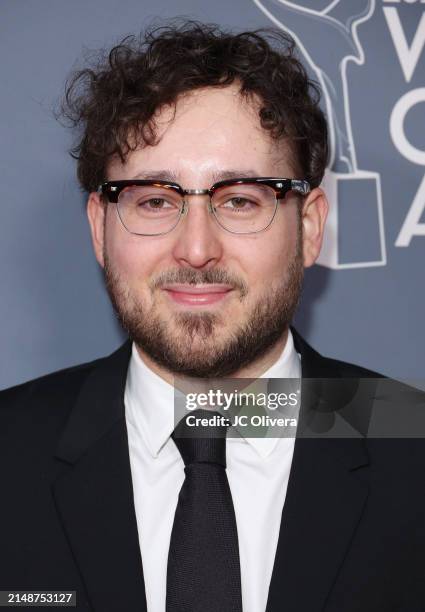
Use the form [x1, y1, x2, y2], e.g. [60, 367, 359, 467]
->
[125, 329, 301, 459]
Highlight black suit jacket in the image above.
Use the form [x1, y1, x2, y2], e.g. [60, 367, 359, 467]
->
[1, 329, 425, 611]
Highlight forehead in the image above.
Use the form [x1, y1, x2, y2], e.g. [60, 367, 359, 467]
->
[107, 84, 295, 181]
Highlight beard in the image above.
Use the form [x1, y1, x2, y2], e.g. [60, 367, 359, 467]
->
[103, 229, 304, 379]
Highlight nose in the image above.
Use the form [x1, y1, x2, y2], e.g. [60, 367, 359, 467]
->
[171, 194, 224, 269]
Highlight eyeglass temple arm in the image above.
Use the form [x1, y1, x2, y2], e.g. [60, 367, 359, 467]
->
[290, 180, 310, 196]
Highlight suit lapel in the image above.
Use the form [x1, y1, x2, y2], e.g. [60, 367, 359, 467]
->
[266, 329, 370, 612]
[52, 341, 148, 612]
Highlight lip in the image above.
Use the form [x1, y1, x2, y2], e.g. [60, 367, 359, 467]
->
[162, 284, 234, 306]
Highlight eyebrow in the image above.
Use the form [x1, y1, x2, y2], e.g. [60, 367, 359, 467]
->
[212, 169, 261, 182]
[132, 169, 262, 184]
[133, 170, 180, 182]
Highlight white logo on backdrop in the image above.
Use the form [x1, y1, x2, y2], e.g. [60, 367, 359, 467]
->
[252, 0, 387, 269]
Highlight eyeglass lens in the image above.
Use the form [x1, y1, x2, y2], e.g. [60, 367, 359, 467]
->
[116, 183, 278, 235]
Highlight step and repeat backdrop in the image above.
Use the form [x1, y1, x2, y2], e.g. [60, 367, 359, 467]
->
[1, 0, 424, 388]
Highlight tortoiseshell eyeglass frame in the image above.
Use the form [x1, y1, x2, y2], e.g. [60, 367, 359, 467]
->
[97, 177, 311, 236]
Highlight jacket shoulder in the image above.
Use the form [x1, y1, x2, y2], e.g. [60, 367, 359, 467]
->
[0, 356, 105, 423]
[319, 354, 384, 379]
[291, 327, 384, 379]
[0, 340, 131, 474]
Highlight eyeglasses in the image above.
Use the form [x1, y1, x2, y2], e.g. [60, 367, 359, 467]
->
[98, 177, 310, 236]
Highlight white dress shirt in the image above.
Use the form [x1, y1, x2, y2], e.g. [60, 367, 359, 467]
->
[125, 329, 301, 612]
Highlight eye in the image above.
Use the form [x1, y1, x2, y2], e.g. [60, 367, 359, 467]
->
[221, 196, 258, 211]
[138, 198, 175, 210]
[118, 186, 182, 214]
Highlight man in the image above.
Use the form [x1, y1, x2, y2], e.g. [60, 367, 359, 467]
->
[1, 21, 424, 612]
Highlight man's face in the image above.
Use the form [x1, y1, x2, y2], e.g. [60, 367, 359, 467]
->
[88, 84, 327, 378]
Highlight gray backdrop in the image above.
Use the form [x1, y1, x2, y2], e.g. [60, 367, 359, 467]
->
[1, 0, 424, 390]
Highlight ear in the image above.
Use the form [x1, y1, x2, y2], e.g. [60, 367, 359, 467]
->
[87, 191, 106, 268]
[301, 187, 329, 268]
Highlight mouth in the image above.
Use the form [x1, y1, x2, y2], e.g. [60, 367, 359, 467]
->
[162, 284, 234, 306]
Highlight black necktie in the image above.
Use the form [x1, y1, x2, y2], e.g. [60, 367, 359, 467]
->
[166, 409, 243, 612]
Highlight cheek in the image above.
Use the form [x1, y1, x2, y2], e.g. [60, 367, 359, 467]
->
[236, 217, 298, 287]
[272, 205, 301, 265]
[105, 212, 166, 282]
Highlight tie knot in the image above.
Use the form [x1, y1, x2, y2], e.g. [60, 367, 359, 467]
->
[171, 409, 229, 468]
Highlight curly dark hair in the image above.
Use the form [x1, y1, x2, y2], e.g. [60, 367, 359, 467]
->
[61, 20, 328, 193]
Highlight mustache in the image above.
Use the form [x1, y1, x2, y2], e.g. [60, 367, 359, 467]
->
[150, 268, 248, 297]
